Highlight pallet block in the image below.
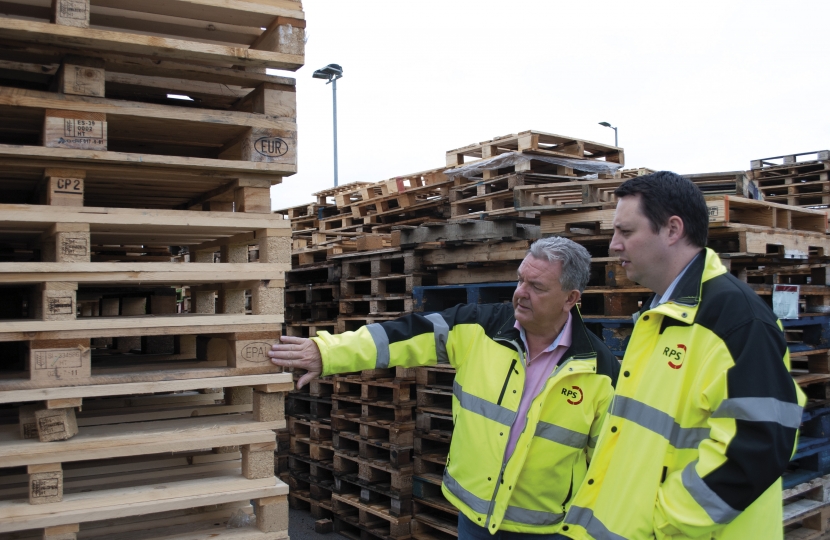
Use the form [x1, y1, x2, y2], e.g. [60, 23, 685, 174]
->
[40, 169, 86, 206]
[34, 406, 78, 442]
[255, 495, 289, 533]
[242, 441, 277, 480]
[29, 463, 63, 505]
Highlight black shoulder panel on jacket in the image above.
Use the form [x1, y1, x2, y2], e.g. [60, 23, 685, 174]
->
[694, 271, 799, 512]
[695, 272, 793, 401]
[379, 303, 515, 346]
[586, 330, 620, 387]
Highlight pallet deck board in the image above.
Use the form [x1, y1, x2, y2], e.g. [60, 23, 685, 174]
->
[0, 413, 281, 467]
[0, 17, 303, 70]
[0, 313, 283, 341]
[0, 372, 291, 402]
[0, 473, 286, 532]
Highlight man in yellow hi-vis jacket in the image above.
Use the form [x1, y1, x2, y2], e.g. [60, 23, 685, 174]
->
[270, 237, 619, 537]
[559, 171, 806, 540]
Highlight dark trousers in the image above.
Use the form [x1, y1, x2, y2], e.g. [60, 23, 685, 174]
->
[458, 512, 569, 539]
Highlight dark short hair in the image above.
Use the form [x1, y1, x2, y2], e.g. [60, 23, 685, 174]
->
[614, 171, 708, 248]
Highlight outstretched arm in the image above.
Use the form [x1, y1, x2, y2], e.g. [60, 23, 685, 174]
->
[268, 336, 322, 389]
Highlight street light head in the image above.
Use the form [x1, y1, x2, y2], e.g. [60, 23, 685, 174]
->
[313, 63, 343, 81]
[599, 122, 612, 128]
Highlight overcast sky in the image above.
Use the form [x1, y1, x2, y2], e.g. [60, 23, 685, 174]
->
[270, 1, 829, 210]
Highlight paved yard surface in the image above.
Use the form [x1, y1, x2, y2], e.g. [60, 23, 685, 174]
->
[289, 507, 336, 540]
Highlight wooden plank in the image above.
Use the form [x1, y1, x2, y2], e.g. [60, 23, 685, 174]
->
[0, 314, 283, 341]
[0, 86, 296, 131]
[0, 415, 281, 467]
[95, 0, 306, 25]
[0, 473, 287, 532]
[0, 372, 290, 404]
[0, 203, 289, 228]
[0, 263, 287, 285]
[0, 17, 304, 70]
[0, 143, 296, 175]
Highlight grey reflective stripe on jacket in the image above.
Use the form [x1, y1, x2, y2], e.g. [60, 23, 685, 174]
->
[681, 461, 741, 524]
[564, 506, 628, 540]
[611, 396, 709, 449]
[712, 397, 802, 429]
[535, 421, 590, 449]
[365, 323, 390, 369]
[503, 505, 564, 526]
[443, 468, 489, 514]
[425, 312, 450, 364]
[453, 380, 516, 426]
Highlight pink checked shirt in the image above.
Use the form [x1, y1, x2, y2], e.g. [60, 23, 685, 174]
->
[504, 313, 573, 461]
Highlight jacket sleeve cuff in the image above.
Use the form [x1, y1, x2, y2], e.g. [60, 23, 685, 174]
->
[311, 329, 379, 376]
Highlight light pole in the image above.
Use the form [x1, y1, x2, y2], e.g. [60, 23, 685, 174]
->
[313, 64, 343, 187]
[598, 122, 618, 147]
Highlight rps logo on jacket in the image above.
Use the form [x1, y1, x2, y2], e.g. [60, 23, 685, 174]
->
[561, 386, 583, 405]
[663, 344, 687, 369]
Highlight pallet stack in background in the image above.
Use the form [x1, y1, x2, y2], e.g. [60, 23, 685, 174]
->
[280, 135, 830, 538]
[0, 1, 304, 538]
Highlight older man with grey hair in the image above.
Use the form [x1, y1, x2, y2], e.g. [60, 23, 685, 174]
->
[270, 237, 619, 538]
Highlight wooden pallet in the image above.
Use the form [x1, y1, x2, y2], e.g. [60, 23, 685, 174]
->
[313, 182, 376, 206]
[412, 476, 458, 539]
[784, 474, 830, 539]
[343, 169, 453, 220]
[0, 471, 288, 535]
[332, 491, 412, 539]
[0, 0, 304, 70]
[540, 195, 828, 236]
[8, 501, 288, 539]
[446, 130, 623, 168]
[334, 430, 413, 470]
[288, 416, 333, 443]
[286, 393, 333, 422]
[751, 151, 829, 170]
[331, 412, 415, 448]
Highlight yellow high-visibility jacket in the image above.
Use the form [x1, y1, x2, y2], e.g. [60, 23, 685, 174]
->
[313, 303, 619, 534]
[561, 249, 806, 540]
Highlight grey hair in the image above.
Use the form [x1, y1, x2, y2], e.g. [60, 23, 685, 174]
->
[527, 236, 591, 293]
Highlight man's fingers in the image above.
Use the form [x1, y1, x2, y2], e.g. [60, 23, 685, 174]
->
[296, 370, 321, 390]
[279, 335, 307, 345]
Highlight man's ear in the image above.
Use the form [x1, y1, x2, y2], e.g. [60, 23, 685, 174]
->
[565, 290, 581, 311]
[666, 215, 685, 246]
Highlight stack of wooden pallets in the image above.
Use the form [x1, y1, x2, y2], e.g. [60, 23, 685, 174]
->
[329, 366, 417, 539]
[0, 1, 304, 537]
[285, 374, 336, 525]
[445, 131, 625, 221]
[750, 151, 830, 208]
[412, 364, 458, 538]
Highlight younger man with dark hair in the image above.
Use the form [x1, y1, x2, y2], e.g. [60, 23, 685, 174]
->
[560, 171, 805, 540]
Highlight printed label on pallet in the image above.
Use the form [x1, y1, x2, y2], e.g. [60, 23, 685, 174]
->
[60, 0, 88, 19]
[255, 137, 290, 158]
[241, 341, 272, 363]
[61, 236, 89, 256]
[30, 347, 91, 381]
[31, 478, 60, 498]
[38, 416, 68, 436]
[44, 110, 107, 150]
[48, 296, 74, 315]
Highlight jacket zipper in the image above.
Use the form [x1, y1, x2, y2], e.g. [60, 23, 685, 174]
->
[496, 359, 518, 406]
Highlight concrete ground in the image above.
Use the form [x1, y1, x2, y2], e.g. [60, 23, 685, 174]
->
[288, 506, 338, 540]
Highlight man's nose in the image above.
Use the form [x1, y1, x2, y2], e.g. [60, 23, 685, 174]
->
[609, 233, 622, 255]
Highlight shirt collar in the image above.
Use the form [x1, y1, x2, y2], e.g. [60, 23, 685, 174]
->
[514, 311, 573, 355]
[650, 254, 699, 309]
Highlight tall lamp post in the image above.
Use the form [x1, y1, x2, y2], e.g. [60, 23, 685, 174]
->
[313, 64, 343, 187]
[598, 121, 618, 147]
